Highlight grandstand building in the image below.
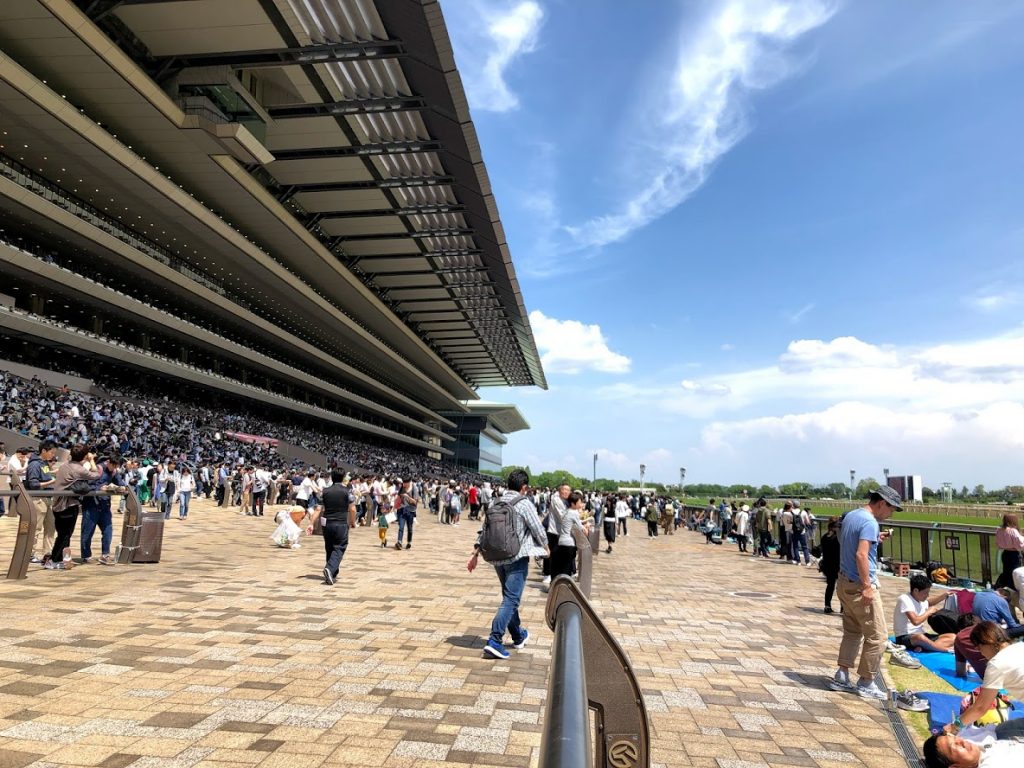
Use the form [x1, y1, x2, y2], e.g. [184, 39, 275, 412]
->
[441, 402, 529, 476]
[0, 0, 545, 465]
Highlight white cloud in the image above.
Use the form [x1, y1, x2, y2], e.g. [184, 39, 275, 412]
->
[591, 448, 675, 478]
[445, 1, 544, 112]
[596, 329, 1024, 420]
[720, 343, 736, 351]
[528, 310, 631, 374]
[964, 290, 1020, 313]
[698, 400, 1024, 484]
[780, 336, 899, 371]
[681, 379, 731, 396]
[786, 302, 815, 323]
[566, 0, 838, 248]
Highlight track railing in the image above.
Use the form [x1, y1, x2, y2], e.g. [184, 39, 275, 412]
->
[0, 472, 160, 579]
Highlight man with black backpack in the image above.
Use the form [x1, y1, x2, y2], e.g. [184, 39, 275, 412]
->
[467, 469, 549, 660]
[790, 501, 812, 566]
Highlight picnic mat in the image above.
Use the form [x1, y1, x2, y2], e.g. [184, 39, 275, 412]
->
[917, 692, 1024, 733]
[901, 646, 983, 692]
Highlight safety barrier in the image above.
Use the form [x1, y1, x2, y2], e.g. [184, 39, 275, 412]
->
[680, 505, 1001, 585]
[540, 522, 649, 768]
[810, 517, 998, 586]
[540, 575, 650, 768]
[1, 472, 158, 579]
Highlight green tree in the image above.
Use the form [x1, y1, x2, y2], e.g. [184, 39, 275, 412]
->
[853, 477, 880, 499]
[778, 482, 813, 498]
[972, 484, 986, 498]
[533, 469, 583, 489]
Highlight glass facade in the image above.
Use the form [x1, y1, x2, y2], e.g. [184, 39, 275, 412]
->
[440, 413, 506, 475]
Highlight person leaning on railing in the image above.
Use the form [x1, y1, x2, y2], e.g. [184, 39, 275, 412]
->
[994, 514, 1024, 590]
[48, 445, 102, 570]
[26, 440, 59, 565]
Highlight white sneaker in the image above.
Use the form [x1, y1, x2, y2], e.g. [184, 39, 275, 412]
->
[542, 575, 551, 586]
[890, 650, 922, 669]
[856, 681, 887, 700]
[885, 640, 902, 654]
[827, 669, 856, 693]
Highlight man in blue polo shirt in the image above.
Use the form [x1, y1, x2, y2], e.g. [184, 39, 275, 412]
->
[829, 485, 903, 699]
[972, 590, 1024, 639]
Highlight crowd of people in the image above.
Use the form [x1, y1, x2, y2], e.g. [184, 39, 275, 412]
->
[0, 369, 496, 482]
[4, 366, 1024, 765]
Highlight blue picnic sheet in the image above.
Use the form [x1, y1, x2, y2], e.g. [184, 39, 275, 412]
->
[918, 692, 1024, 733]
[899, 645, 984, 693]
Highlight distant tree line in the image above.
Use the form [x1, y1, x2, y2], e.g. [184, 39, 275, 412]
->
[500, 467, 1024, 505]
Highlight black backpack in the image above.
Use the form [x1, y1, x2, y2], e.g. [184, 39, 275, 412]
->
[479, 495, 525, 563]
[791, 509, 806, 535]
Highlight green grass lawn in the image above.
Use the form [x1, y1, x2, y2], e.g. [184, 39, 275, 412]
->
[891, 511, 1000, 527]
[886, 659, 957, 741]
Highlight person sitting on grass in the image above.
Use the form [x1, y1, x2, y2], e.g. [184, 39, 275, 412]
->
[893, 574, 957, 652]
[946, 622, 1024, 736]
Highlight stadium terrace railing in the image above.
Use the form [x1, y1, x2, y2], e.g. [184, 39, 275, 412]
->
[0, 471, 161, 579]
[539, 525, 650, 768]
[680, 505, 999, 586]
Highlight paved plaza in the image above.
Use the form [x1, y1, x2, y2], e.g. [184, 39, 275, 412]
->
[0, 501, 910, 768]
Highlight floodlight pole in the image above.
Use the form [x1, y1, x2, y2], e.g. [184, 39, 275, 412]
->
[639, 464, 646, 495]
[679, 467, 686, 498]
[849, 469, 856, 500]
[593, 453, 598, 489]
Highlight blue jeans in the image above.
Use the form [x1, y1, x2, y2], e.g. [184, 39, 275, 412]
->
[490, 557, 529, 647]
[790, 531, 810, 564]
[81, 504, 113, 559]
[178, 492, 191, 518]
[397, 509, 415, 545]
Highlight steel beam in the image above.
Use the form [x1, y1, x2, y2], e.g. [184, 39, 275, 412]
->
[334, 228, 474, 243]
[284, 176, 455, 194]
[271, 141, 442, 161]
[151, 40, 405, 72]
[268, 97, 428, 118]
[312, 204, 466, 219]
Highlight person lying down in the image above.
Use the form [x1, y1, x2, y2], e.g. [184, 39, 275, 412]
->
[922, 722, 1024, 768]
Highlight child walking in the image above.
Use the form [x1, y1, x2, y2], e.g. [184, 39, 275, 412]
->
[377, 508, 389, 549]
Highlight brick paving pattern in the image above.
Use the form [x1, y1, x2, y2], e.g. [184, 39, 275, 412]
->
[0, 500, 909, 767]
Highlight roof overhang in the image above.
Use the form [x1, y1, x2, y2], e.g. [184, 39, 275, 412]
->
[34, 0, 546, 390]
[463, 401, 530, 435]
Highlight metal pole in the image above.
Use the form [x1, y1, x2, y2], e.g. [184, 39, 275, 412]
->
[593, 453, 597, 489]
[849, 469, 856, 500]
[639, 464, 645, 495]
[679, 467, 686, 500]
[539, 601, 591, 768]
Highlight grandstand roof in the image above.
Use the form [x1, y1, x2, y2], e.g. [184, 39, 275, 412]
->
[463, 401, 530, 435]
[0, 0, 545, 393]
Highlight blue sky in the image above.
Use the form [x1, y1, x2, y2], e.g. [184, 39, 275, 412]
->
[441, 0, 1024, 488]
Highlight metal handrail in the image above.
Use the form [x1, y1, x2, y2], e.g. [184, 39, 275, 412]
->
[541, 577, 650, 768]
[1, 475, 155, 578]
[678, 503, 1000, 585]
[540, 600, 591, 768]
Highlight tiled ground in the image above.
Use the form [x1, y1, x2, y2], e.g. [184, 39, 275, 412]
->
[0, 499, 912, 767]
